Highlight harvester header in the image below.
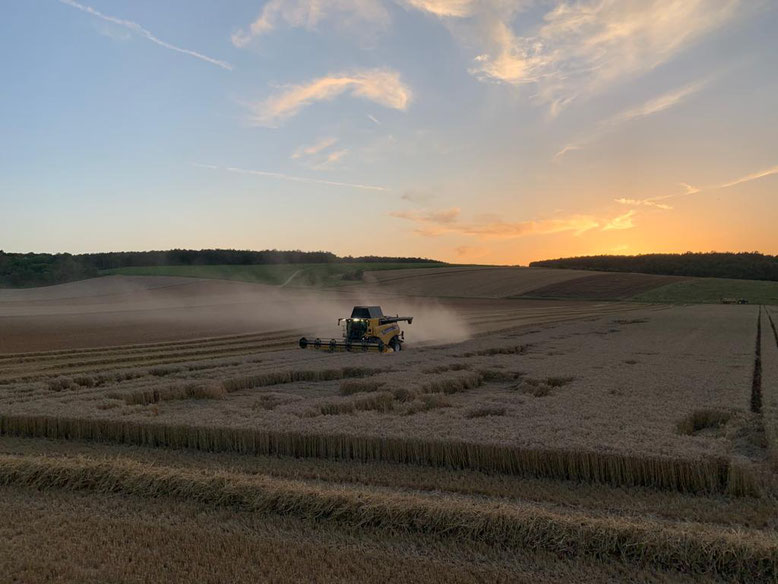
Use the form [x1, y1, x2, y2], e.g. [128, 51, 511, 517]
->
[299, 305, 413, 353]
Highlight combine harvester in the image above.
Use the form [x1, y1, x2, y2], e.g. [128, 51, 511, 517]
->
[299, 306, 413, 353]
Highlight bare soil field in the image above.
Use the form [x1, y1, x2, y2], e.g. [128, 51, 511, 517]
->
[524, 273, 687, 300]
[0, 272, 776, 582]
[363, 265, 597, 298]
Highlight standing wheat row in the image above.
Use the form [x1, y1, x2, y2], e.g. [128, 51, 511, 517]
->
[0, 414, 759, 495]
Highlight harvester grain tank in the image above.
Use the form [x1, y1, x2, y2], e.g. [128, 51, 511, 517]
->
[299, 306, 413, 353]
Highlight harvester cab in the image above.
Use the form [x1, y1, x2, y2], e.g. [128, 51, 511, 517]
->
[299, 306, 413, 353]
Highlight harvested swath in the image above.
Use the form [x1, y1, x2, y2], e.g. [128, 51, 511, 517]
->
[422, 363, 471, 374]
[320, 392, 394, 415]
[517, 377, 574, 397]
[0, 339, 294, 383]
[677, 410, 733, 436]
[7, 488, 665, 584]
[461, 345, 530, 357]
[466, 407, 506, 419]
[546, 376, 575, 388]
[339, 379, 386, 396]
[4, 435, 775, 529]
[404, 394, 451, 415]
[522, 273, 685, 300]
[0, 454, 773, 582]
[119, 382, 226, 405]
[420, 371, 484, 394]
[0, 414, 759, 495]
[222, 367, 382, 393]
[0, 330, 292, 363]
[46, 370, 146, 392]
[477, 369, 523, 382]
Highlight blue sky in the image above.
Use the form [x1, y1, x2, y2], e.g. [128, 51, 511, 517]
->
[2, 0, 777, 264]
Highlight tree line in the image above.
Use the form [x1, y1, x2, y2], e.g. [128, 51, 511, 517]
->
[530, 252, 778, 281]
[0, 249, 438, 288]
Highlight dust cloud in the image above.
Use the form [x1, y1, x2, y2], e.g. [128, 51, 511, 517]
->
[0, 276, 471, 352]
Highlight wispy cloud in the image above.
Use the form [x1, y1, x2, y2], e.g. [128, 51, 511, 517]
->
[250, 69, 411, 126]
[316, 149, 349, 168]
[602, 210, 636, 231]
[291, 137, 349, 169]
[491, 1, 734, 109]
[617, 163, 778, 209]
[401, 0, 475, 17]
[404, 0, 739, 111]
[291, 137, 338, 159]
[232, 0, 389, 47]
[194, 163, 387, 192]
[609, 81, 708, 125]
[390, 206, 634, 239]
[58, 0, 233, 70]
[556, 80, 708, 159]
[719, 165, 778, 189]
[615, 198, 673, 210]
[367, 114, 382, 125]
[390, 207, 461, 224]
[680, 182, 701, 195]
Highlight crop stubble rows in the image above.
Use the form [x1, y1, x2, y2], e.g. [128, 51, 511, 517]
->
[0, 301, 775, 580]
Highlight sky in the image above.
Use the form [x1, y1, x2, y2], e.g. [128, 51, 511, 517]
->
[1, 0, 777, 265]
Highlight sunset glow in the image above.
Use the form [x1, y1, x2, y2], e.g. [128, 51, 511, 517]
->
[2, 1, 777, 264]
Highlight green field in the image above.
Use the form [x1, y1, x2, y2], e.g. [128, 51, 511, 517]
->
[100, 262, 448, 287]
[634, 277, 778, 305]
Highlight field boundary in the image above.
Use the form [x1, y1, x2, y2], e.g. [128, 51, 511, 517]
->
[0, 414, 759, 496]
[752, 307, 763, 413]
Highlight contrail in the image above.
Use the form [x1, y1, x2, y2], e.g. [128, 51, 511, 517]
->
[719, 165, 778, 189]
[58, 0, 233, 71]
[193, 163, 388, 192]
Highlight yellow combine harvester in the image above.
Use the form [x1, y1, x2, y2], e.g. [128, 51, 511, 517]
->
[299, 306, 413, 353]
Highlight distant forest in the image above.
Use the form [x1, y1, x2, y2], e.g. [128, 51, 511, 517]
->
[531, 252, 778, 281]
[0, 249, 438, 288]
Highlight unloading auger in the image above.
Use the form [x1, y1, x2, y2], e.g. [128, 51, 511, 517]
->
[298, 306, 413, 353]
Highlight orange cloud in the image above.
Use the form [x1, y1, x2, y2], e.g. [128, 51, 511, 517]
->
[389, 207, 461, 224]
[615, 198, 672, 210]
[251, 70, 411, 126]
[602, 210, 636, 231]
[390, 207, 634, 239]
[466, 0, 738, 110]
[402, 0, 474, 17]
[232, 0, 390, 47]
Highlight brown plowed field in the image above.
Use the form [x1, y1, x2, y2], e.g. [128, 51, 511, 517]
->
[364, 266, 595, 298]
[522, 273, 686, 300]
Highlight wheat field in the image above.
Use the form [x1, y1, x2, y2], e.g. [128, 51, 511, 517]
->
[0, 276, 775, 582]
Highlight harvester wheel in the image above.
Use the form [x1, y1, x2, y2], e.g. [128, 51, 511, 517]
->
[390, 336, 402, 352]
